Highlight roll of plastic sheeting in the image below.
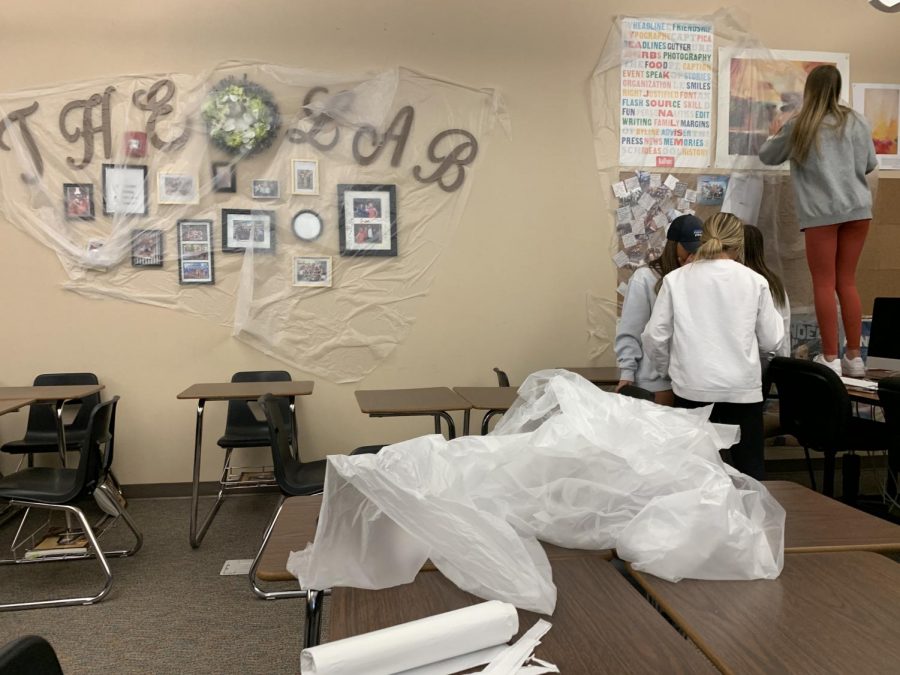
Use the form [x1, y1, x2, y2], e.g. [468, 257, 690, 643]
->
[299, 600, 519, 675]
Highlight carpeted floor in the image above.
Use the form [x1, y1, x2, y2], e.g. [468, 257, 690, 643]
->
[0, 494, 308, 674]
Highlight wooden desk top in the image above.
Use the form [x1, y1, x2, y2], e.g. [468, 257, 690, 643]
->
[0, 398, 35, 415]
[0, 384, 104, 402]
[453, 386, 519, 411]
[257, 495, 323, 582]
[329, 557, 716, 673]
[256, 495, 613, 583]
[764, 480, 900, 553]
[177, 381, 314, 400]
[630, 552, 900, 675]
[354, 387, 471, 414]
[561, 366, 619, 385]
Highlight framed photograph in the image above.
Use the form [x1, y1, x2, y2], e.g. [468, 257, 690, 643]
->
[102, 164, 148, 216]
[124, 131, 147, 158]
[252, 179, 280, 200]
[157, 172, 199, 205]
[293, 256, 332, 287]
[131, 229, 164, 267]
[63, 183, 94, 221]
[292, 159, 319, 195]
[292, 210, 323, 241]
[222, 209, 275, 253]
[716, 48, 850, 169]
[177, 219, 215, 285]
[211, 161, 236, 193]
[338, 184, 397, 257]
[852, 83, 900, 169]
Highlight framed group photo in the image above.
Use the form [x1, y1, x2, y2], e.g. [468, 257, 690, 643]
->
[131, 229, 164, 267]
[337, 184, 397, 257]
[221, 209, 276, 253]
[177, 219, 215, 284]
[293, 256, 332, 287]
[63, 183, 94, 220]
[157, 172, 199, 205]
[102, 164, 148, 216]
[292, 159, 319, 195]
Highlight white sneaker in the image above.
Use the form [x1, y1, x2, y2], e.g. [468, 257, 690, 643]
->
[841, 355, 866, 378]
[813, 354, 842, 377]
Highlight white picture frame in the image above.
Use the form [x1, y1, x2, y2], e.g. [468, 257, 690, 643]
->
[292, 159, 319, 195]
[852, 83, 900, 170]
[157, 172, 199, 205]
[293, 256, 332, 287]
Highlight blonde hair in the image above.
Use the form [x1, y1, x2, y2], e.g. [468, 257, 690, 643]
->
[694, 213, 745, 263]
[790, 64, 850, 164]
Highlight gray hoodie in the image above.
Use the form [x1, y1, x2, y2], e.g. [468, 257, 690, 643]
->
[758, 111, 877, 229]
[615, 266, 672, 392]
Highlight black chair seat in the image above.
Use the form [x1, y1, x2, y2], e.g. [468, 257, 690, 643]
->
[0, 635, 63, 675]
[350, 445, 385, 456]
[216, 431, 271, 449]
[844, 417, 891, 450]
[0, 468, 80, 503]
[282, 460, 328, 496]
[1, 429, 89, 455]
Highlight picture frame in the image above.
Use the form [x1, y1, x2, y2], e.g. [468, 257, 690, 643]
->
[292, 209, 323, 241]
[716, 48, 850, 169]
[63, 183, 94, 221]
[337, 184, 397, 257]
[852, 83, 900, 169]
[293, 256, 332, 287]
[292, 159, 319, 195]
[102, 164, 148, 216]
[221, 209, 276, 253]
[252, 179, 280, 199]
[211, 161, 236, 193]
[177, 219, 215, 285]
[157, 172, 199, 205]
[131, 229, 164, 267]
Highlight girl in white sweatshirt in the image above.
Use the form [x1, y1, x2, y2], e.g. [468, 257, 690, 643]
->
[641, 213, 785, 479]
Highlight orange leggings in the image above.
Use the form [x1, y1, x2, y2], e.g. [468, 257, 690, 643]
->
[804, 219, 870, 356]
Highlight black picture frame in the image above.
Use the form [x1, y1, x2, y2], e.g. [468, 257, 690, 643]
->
[63, 183, 95, 221]
[177, 219, 215, 285]
[211, 161, 236, 193]
[337, 184, 398, 257]
[130, 229, 164, 268]
[101, 164, 148, 217]
[221, 209, 276, 254]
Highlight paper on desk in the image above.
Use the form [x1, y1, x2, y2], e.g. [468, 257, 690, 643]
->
[299, 601, 518, 675]
[721, 172, 763, 225]
[841, 376, 877, 391]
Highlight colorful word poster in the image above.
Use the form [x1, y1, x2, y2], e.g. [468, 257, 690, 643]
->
[619, 18, 714, 169]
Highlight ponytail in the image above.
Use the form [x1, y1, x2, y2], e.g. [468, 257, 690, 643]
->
[694, 213, 745, 263]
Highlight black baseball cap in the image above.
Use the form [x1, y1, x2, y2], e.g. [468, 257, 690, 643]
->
[666, 214, 703, 253]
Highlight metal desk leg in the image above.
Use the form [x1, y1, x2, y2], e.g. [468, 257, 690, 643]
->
[289, 396, 299, 460]
[54, 399, 69, 465]
[189, 398, 225, 548]
[463, 409, 471, 436]
[481, 409, 503, 435]
[304, 589, 324, 648]
[435, 412, 456, 440]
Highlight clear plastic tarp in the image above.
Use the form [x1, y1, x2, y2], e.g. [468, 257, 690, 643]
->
[289, 370, 785, 615]
[0, 62, 505, 382]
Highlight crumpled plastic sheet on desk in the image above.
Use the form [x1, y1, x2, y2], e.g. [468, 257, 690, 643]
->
[288, 369, 785, 615]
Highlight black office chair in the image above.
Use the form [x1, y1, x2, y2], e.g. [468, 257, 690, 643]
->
[617, 384, 655, 402]
[0, 396, 142, 611]
[877, 377, 900, 505]
[0, 635, 63, 675]
[1, 373, 101, 467]
[766, 357, 890, 502]
[493, 367, 510, 388]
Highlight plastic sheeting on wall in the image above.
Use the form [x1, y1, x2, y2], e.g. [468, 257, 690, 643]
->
[0, 62, 505, 382]
[288, 370, 785, 615]
[587, 10, 883, 355]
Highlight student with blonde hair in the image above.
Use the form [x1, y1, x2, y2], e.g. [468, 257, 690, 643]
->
[642, 213, 785, 479]
[759, 64, 877, 377]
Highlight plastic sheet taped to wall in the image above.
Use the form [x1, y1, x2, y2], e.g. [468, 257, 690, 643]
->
[588, 10, 885, 357]
[288, 370, 785, 615]
[0, 62, 504, 382]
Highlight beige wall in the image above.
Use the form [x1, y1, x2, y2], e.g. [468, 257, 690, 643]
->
[1, 0, 898, 484]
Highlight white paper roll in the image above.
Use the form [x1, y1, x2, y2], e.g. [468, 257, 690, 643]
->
[300, 600, 519, 675]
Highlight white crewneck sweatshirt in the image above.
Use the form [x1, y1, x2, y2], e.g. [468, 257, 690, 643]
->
[641, 259, 785, 403]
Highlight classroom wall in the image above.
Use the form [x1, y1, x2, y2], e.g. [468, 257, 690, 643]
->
[1, 0, 898, 485]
